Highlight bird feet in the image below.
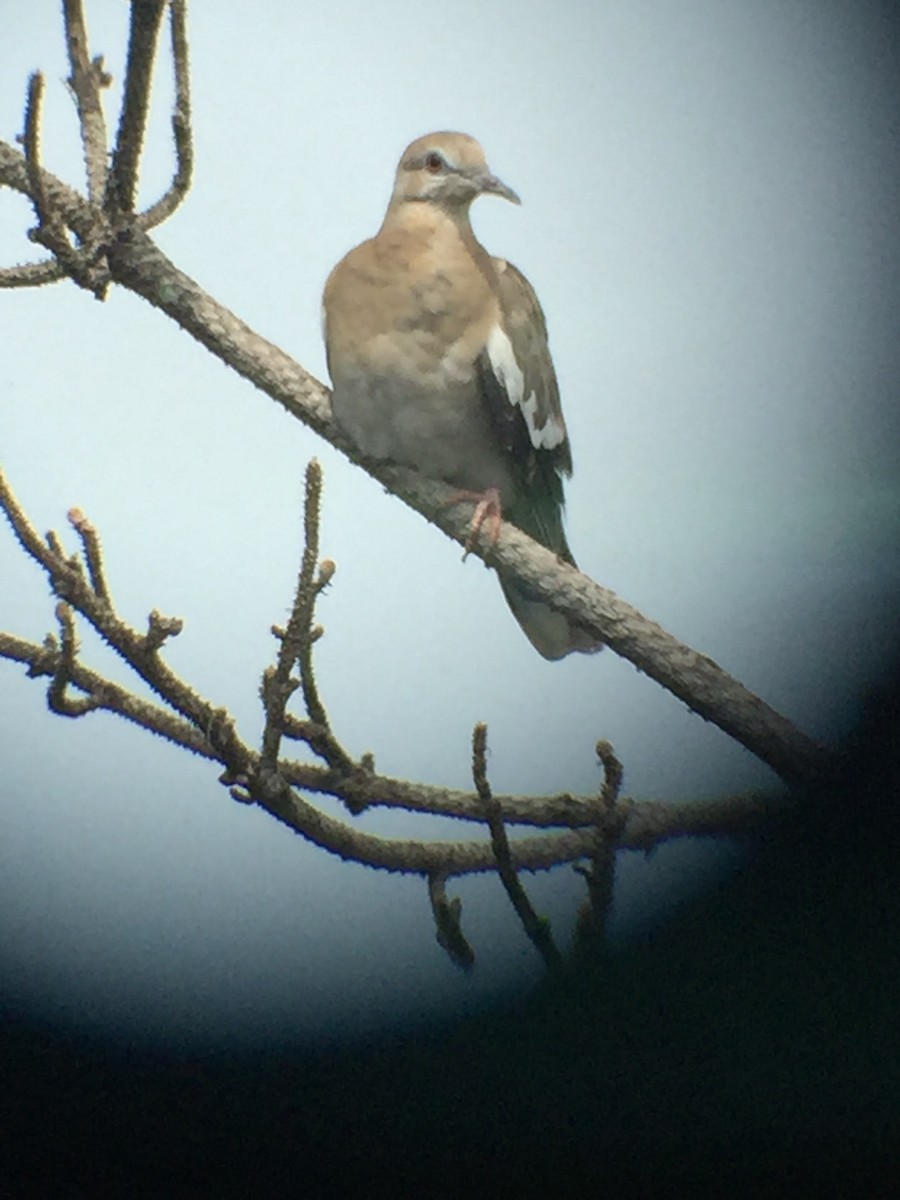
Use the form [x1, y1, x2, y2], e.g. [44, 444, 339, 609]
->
[445, 485, 503, 560]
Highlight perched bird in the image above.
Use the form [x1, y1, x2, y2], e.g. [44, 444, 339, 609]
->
[323, 131, 601, 659]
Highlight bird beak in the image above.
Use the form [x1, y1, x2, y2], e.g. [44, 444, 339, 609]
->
[477, 172, 521, 205]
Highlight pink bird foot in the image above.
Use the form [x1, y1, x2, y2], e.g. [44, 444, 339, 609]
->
[446, 485, 503, 559]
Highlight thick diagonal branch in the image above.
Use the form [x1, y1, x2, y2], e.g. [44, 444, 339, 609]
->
[0, 141, 832, 790]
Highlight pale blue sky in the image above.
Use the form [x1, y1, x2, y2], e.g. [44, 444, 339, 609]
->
[1, 1, 898, 1049]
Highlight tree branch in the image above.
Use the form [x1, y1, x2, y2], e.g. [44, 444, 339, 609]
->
[0, 131, 831, 787]
[0, 1, 830, 975]
[0, 468, 789, 885]
[474, 723, 565, 973]
[139, 0, 193, 230]
[62, 0, 112, 206]
[108, 0, 167, 215]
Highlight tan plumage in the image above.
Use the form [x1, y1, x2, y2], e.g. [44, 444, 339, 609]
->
[323, 132, 601, 659]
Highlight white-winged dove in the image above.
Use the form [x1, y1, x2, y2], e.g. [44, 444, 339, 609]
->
[323, 131, 601, 659]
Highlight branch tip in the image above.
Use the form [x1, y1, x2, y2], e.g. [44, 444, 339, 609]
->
[428, 875, 475, 971]
[144, 608, 183, 652]
[595, 738, 624, 809]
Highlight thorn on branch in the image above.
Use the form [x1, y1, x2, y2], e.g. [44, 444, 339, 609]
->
[428, 874, 475, 971]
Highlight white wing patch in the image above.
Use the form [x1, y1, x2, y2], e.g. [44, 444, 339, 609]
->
[486, 324, 565, 451]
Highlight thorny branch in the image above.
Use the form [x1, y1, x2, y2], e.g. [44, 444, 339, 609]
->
[62, 0, 112, 206]
[108, 0, 167, 215]
[474, 723, 565, 973]
[0, 2, 837, 970]
[572, 740, 628, 961]
[0, 0, 192, 290]
[0, 464, 789, 966]
[138, 0, 192, 229]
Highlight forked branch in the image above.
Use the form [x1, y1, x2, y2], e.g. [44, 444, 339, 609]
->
[0, 2, 836, 971]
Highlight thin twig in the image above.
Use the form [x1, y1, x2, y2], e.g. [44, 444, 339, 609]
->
[22, 74, 58, 248]
[0, 467, 247, 769]
[67, 506, 110, 604]
[143, 608, 184, 653]
[1, 457, 793, 879]
[0, 259, 65, 288]
[427, 875, 475, 970]
[474, 723, 565, 973]
[47, 602, 99, 717]
[261, 460, 353, 774]
[1, 469, 786, 852]
[2, 629, 216, 757]
[62, 0, 111, 206]
[140, 0, 193, 230]
[21, 72, 110, 296]
[108, 0, 167, 214]
[573, 739, 627, 958]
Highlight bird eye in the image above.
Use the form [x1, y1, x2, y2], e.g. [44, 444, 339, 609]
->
[424, 151, 444, 173]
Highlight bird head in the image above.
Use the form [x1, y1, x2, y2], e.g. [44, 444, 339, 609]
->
[390, 131, 520, 212]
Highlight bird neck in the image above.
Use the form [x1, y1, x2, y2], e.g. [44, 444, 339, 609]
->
[380, 197, 476, 242]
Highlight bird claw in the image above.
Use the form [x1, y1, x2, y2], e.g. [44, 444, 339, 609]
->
[445, 486, 503, 559]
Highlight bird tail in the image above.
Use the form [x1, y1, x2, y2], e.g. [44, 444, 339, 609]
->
[498, 498, 603, 660]
[499, 574, 603, 660]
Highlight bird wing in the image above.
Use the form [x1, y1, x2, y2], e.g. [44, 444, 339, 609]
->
[489, 258, 572, 476]
[476, 258, 574, 560]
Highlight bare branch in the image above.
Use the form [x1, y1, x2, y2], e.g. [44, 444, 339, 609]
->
[85, 222, 832, 789]
[0, 458, 793, 837]
[22, 73, 63, 254]
[596, 738, 624, 809]
[0, 466, 245, 763]
[1, 138, 95, 247]
[0, 258, 65, 288]
[474, 723, 565, 972]
[0, 468, 617, 878]
[428, 874, 475, 970]
[47, 602, 100, 717]
[67, 506, 110, 603]
[2, 629, 217, 756]
[144, 608, 184, 653]
[139, 0, 193, 230]
[19, 74, 111, 297]
[0, 8, 831, 977]
[8, 623, 798, 874]
[108, 0, 167, 215]
[573, 740, 628, 959]
[261, 459, 354, 776]
[62, 0, 112, 205]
